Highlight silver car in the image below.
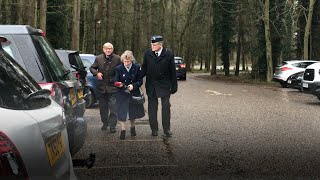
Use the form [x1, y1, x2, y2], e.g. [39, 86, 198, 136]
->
[0, 37, 76, 179]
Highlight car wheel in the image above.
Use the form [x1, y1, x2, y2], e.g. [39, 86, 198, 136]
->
[280, 81, 288, 88]
[86, 90, 95, 108]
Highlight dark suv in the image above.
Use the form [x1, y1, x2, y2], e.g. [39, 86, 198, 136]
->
[175, 57, 186, 80]
[0, 25, 86, 156]
[55, 49, 91, 108]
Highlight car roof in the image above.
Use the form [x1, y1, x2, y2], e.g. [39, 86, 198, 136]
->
[0, 25, 41, 35]
[284, 60, 318, 64]
[56, 49, 78, 54]
[305, 62, 320, 69]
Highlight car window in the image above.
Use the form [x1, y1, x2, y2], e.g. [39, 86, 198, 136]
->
[69, 53, 85, 70]
[82, 59, 92, 71]
[31, 35, 70, 82]
[175, 60, 182, 64]
[11, 35, 46, 82]
[0, 49, 51, 110]
[291, 63, 300, 68]
[279, 62, 288, 66]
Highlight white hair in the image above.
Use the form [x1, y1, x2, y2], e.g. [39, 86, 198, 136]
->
[103, 42, 114, 49]
[120, 50, 136, 62]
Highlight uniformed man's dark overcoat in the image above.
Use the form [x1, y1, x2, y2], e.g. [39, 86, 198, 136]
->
[142, 48, 177, 97]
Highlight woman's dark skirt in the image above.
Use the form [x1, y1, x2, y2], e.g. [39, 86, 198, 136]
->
[116, 91, 145, 121]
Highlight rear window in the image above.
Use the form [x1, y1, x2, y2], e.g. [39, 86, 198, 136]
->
[174, 58, 183, 64]
[0, 49, 51, 110]
[31, 35, 70, 82]
[69, 53, 85, 70]
[82, 59, 92, 71]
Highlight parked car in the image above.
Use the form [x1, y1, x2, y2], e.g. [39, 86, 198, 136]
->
[0, 25, 86, 156]
[287, 71, 304, 92]
[0, 39, 76, 179]
[273, 60, 318, 87]
[79, 54, 98, 107]
[175, 56, 187, 80]
[302, 62, 320, 100]
[55, 49, 91, 108]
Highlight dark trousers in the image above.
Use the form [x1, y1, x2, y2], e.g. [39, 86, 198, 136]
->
[148, 93, 171, 132]
[99, 92, 117, 129]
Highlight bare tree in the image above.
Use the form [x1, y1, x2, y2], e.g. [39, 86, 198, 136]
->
[264, 0, 273, 82]
[39, 0, 47, 32]
[304, 0, 316, 60]
[71, 0, 81, 50]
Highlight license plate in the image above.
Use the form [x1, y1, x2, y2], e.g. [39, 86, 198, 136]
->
[45, 133, 65, 166]
[303, 83, 308, 88]
[78, 89, 83, 99]
[70, 88, 76, 106]
[287, 80, 291, 84]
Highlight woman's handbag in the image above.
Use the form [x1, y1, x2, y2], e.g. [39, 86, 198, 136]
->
[131, 88, 145, 104]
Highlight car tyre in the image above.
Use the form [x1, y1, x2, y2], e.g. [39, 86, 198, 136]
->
[280, 81, 288, 88]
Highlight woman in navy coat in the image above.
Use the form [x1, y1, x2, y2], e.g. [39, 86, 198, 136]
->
[114, 50, 145, 140]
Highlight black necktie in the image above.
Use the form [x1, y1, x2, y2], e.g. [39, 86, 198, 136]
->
[155, 52, 158, 57]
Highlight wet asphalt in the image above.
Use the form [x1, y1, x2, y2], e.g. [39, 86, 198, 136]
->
[73, 73, 320, 179]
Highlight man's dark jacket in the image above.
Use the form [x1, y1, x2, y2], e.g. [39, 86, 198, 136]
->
[89, 53, 121, 94]
[142, 47, 178, 97]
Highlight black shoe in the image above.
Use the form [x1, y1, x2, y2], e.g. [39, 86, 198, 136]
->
[110, 128, 116, 133]
[131, 127, 136, 137]
[101, 124, 108, 130]
[151, 131, 158, 136]
[120, 130, 126, 140]
[164, 131, 172, 137]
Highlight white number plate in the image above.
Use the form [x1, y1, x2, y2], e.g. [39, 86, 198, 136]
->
[302, 83, 308, 88]
[287, 80, 291, 84]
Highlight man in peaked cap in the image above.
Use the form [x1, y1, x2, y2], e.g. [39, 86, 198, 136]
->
[142, 35, 178, 137]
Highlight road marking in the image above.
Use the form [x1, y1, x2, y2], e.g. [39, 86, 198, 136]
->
[205, 90, 232, 96]
[74, 164, 178, 170]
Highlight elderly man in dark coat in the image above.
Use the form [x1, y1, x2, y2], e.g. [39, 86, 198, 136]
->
[142, 35, 178, 137]
[90, 42, 121, 133]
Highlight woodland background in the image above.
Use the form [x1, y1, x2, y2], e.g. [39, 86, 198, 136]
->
[0, 0, 318, 82]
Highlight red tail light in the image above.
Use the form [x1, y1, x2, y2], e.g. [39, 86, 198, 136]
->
[180, 64, 186, 68]
[38, 82, 64, 107]
[0, 131, 28, 179]
[280, 67, 292, 71]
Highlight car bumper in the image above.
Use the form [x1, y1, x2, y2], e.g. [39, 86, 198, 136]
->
[303, 82, 320, 95]
[287, 79, 302, 89]
[176, 70, 186, 78]
[67, 115, 87, 156]
[74, 99, 86, 117]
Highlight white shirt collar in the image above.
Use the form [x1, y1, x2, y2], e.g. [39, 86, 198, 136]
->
[125, 63, 132, 72]
[155, 47, 163, 57]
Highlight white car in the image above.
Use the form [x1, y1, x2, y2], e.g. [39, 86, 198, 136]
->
[0, 38, 76, 179]
[302, 62, 320, 100]
[273, 60, 318, 87]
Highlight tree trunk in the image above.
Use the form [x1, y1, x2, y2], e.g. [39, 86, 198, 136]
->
[264, 0, 273, 82]
[235, 0, 243, 76]
[39, 0, 47, 32]
[170, 0, 175, 51]
[71, 0, 81, 50]
[107, 0, 113, 41]
[178, 0, 198, 56]
[131, 0, 142, 62]
[304, 0, 316, 60]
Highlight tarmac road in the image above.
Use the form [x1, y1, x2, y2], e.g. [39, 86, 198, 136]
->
[73, 73, 320, 179]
